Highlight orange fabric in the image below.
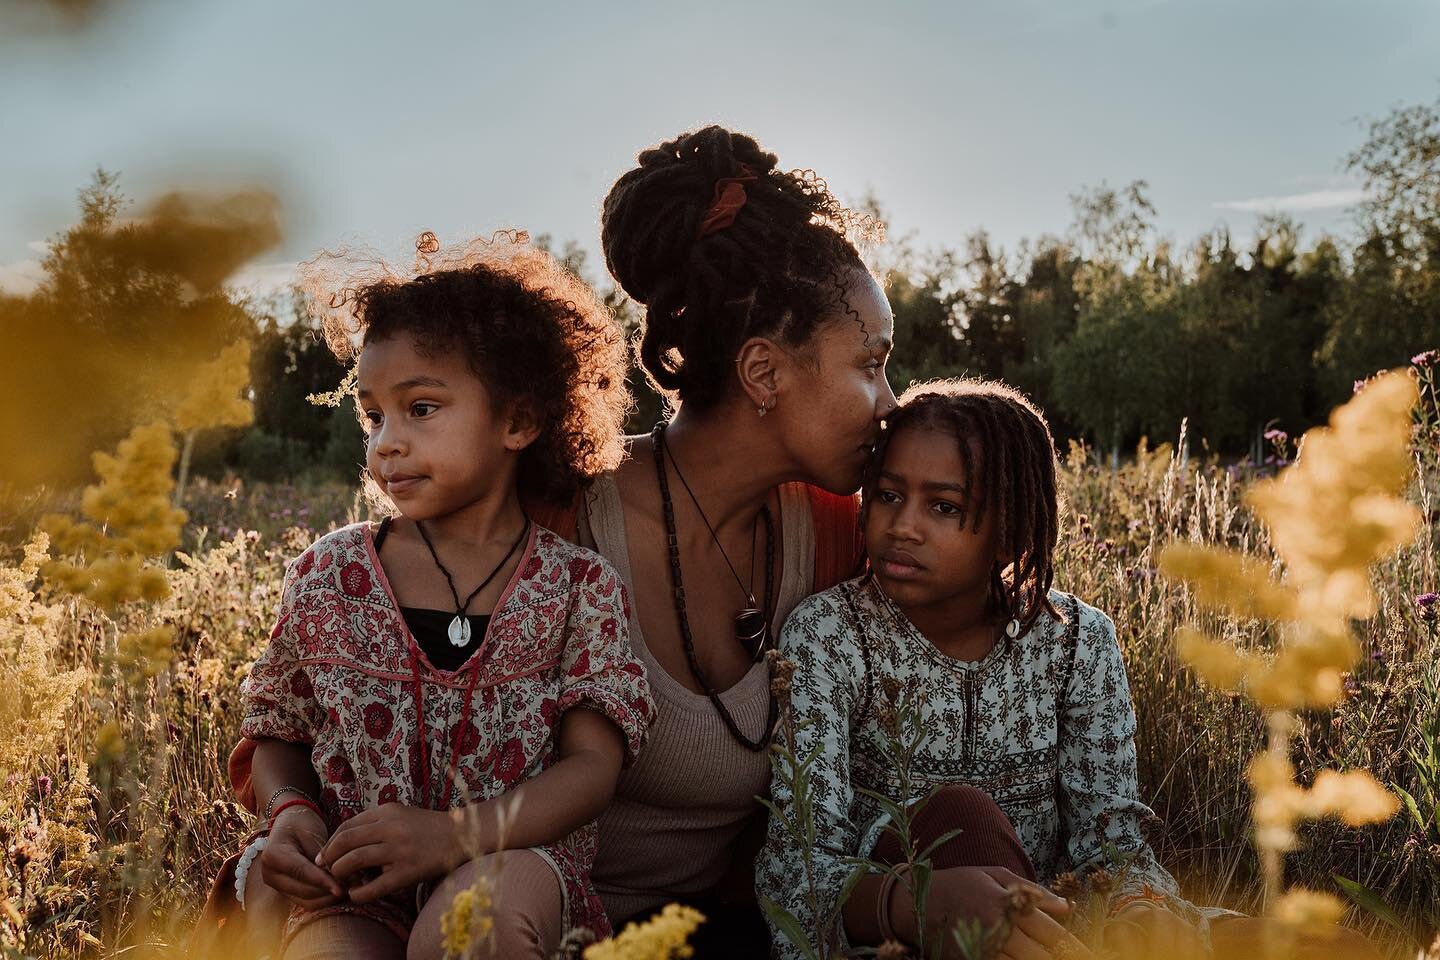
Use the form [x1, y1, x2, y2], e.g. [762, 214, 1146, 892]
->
[806, 485, 864, 591]
[228, 482, 860, 812]
[696, 164, 758, 238]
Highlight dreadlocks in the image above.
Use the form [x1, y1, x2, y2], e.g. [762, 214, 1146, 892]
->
[866, 378, 1062, 632]
[600, 125, 883, 409]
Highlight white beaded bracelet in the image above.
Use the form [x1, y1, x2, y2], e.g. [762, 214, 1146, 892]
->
[234, 835, 268, 910]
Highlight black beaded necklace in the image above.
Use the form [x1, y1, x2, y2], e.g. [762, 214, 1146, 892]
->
[652, 422, 777, 752]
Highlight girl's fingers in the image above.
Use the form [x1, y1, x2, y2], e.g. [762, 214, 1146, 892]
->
[327, 842, 391, 883]
[981, 869, 1071, 917]
[345, 864, 412, 905]
[262, 843, 342, 898]
[318, 822, 386, 867]
[1015, 906, 1087, 953]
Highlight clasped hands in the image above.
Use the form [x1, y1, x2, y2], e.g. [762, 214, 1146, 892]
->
[258, 802, 464, 908]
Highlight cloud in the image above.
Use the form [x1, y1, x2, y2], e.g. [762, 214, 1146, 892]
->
[228, 261, 299, 298]
[0, 257, 44, 295]
[1213, 189, 1367, 213]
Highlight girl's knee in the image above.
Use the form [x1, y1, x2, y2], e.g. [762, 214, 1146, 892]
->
[920, 784, 1008, 829]
[285, 915, 405, 960]
[408, 851, 563, 960]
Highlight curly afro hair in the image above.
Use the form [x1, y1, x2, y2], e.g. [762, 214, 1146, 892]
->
[309, 231, 631, 505]
[601, 125, 884, 410]
[865, 378, 1063, 633]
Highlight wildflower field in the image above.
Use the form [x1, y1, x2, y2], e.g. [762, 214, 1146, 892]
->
[0, 354, 1434, 960]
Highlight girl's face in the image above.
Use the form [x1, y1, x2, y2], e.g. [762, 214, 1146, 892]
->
[865, 424, 999, 614]
[357, 333, 534, 521]
[776, 270, 899, 495]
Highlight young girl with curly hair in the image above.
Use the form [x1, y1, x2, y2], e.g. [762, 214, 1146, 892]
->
[758, 379, 1235, 960]
[211, 234, 655, 960]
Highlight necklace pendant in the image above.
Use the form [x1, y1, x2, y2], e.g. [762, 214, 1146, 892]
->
[735, 605, 767, 660]
[447, 614, 472, 648]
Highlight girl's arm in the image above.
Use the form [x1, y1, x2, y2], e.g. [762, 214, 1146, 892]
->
[1058, 606, 1188, 909]
[316, 707, 626, 902]
[446, 707, 625, 859]
[754, 592, 866, 960]
[251, 737, 322, 814]
[252, 737, 343, 905]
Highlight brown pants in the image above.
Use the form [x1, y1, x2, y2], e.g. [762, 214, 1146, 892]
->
[279, 850, 564, 960]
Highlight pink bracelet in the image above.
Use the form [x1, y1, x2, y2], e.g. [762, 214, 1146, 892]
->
[269, 797, 323, 824]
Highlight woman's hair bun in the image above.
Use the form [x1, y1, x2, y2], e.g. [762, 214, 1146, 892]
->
[602, 126, 787, 305]
[600, 125, 874, 408]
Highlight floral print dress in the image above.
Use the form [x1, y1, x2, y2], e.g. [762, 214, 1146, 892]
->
[756, 576, 1228, 959]
[241, 520, 655, 943]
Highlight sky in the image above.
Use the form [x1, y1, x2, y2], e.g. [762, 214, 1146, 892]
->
[1, 0, 1438, 295]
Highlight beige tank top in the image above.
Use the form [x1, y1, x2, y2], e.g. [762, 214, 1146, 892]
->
[577, 471, 816, 921]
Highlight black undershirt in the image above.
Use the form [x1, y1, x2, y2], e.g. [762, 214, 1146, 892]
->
[374, 516, 491, 672]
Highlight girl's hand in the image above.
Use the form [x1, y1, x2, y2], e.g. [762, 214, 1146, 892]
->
[259, 806, 343, 909]
[317, 803, 463, 904]
[1105, 901, 1205, 960]
[891, 865, 1092, 960]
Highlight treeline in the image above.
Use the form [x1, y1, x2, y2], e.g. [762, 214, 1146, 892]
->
[12, 96, 1440, 487]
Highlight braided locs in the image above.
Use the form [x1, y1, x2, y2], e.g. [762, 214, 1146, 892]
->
[865, 378, 1063, 632]
[601, 125, 883, 409]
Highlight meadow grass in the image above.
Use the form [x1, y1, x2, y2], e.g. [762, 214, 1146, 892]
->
[6, 403, 1438, 958]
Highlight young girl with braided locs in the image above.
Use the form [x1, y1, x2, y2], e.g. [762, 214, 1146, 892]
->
[208, 233, 655, 960]
[757, 379, 1237, 960]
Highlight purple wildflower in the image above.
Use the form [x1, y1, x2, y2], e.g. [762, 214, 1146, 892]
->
[1264, 428, 1287, 443]
[1417, 592, 1439, 622]
[1412, 349, 1439, 369]
[35, 775, 52, 799]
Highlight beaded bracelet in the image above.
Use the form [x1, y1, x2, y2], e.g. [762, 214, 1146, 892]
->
[263, 785, 318, 820]
[233, 835, 268, 910]
[269, 796, 323, 824]
[876, 863, 912, 944]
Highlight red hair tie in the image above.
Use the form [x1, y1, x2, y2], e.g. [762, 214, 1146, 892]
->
[696, 164, 759, 239]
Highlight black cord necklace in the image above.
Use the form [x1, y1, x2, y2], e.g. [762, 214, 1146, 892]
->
[652, 422, 777, 752]
[415, 516, 530, 647]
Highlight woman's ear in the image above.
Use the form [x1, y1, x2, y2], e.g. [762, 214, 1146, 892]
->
[734, 336, 781, 413]
[503, 400, 543, 452]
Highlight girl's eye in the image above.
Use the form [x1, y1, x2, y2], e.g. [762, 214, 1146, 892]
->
[875, 489, 901, 504]
[363, 410, 382, 426]
[410, 402, 437, 418]
[933, 501, 962, 516]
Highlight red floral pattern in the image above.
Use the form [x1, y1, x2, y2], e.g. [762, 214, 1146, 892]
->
[241, 521, 655, 940]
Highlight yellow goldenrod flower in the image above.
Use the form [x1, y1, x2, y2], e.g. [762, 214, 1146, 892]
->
[1273, 889, 1345, 931]
[440, 877, 494, 959]
[584, 903, 706, 960]
[174, 342, 255, 432]
[93, 720, 124, 766]
[116, 626, 176, 683]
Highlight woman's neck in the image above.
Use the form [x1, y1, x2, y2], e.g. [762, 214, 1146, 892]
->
[662, 402, 796, 534]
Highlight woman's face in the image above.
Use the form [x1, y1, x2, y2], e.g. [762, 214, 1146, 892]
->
[775, 269, 898, 494]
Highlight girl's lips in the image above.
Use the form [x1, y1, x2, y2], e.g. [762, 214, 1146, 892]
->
[385, 476, 426, 496]
[878, 552, 923, 580]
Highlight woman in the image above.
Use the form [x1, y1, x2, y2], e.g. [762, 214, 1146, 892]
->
[565, 124, 897, 955]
